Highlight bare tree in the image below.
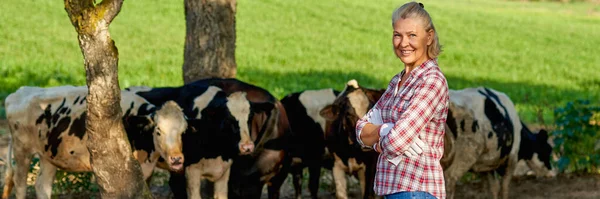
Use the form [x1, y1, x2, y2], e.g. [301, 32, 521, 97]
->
[182, 0, 237, 83]
[64, 0, 151, 197]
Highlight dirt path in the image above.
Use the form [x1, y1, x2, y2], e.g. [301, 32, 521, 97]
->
[0, 119, 599, 199]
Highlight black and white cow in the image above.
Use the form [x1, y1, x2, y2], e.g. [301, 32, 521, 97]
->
[1, 86, 187, 199]
[319, 80, 384, 199]
[280, 88, 339, 199]
[130, 84, 275, 199]
[187, 78, 293, 199]
[442, 87, 554, 199]
[130, 78, 293, 199]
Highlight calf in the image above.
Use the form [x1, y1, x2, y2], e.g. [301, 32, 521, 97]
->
[319, 80, 384, 199]
[2, 86, 187, 199]
[280, 88, 339, 199]
[442, 87, 554, 199]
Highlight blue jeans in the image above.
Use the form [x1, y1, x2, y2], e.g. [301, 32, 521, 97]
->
[384, 191, 436, 199]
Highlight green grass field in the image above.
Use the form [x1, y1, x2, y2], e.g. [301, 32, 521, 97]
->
[1, 0, 599, 125]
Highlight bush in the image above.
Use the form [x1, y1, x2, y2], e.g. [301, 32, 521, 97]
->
[552, 100, 600, 173]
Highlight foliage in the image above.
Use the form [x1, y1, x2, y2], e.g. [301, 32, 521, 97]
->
[552, 100, 600, 173]
[53, 171, 99, 195]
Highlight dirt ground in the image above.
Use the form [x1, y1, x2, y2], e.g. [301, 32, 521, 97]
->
[0, 119, 599, 199]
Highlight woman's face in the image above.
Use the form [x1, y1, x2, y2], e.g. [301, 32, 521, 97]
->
[392, 17, 433, 68]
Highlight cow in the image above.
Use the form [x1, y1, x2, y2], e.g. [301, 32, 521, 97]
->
[187, 78, 293, 199]
[1, 86, 188, 199]
[319, 80, 384, 199]
[320, 81, 554, 199]
[442, 87, 554, 199]
[280, 88, 339, 199]
[129, 78, 293, 199]
[129, 84, 276, 199]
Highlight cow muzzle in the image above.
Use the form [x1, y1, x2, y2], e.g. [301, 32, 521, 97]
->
[169, 155, 184, 171]
[239, 142, 255, 155]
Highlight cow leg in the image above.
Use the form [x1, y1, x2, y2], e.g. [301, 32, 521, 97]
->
[213, 164, 231, 199]
[332, 162, 348, 199]
[186, 166, 202, 199]
[2, 141, 15, 199]
[443, 136, 483, 199]
[267, 162, 289, 199]
[357, 167, 366, 199]
[168, 171, 188, 199]
[290, 163, 303, 199]
[2, 166, 14, 199]
[308, 163, 321, 199]
[12, 150, 31, 199]
[35, 158, 57, 199]
[501, 158, 517, 199]
[486, 172, 500, 199]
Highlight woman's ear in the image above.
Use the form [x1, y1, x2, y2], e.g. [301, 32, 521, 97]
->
[427, 29, 434, 46]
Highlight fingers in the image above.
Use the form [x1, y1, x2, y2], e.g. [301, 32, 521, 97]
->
[410, 142, 423, 154]
[414, 137, 426, 149]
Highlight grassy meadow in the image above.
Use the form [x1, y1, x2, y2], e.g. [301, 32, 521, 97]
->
[1, 0, 599, 125]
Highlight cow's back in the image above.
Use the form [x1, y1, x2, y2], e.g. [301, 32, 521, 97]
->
[448, 87, 522, 171]
[5, 86, 155, 171]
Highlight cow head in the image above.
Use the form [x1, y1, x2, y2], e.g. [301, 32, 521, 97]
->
[320, 80, 384, 159]
[151, 101, 187, 171]
[226, 92, 275, 155]
[520, 128, 555, 177]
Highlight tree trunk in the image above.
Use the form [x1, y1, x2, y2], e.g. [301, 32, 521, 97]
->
[182, 0, 237, 84]
[64, 0, 151, 198]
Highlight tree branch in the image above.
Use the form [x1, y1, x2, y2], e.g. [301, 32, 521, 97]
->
[97, 0, 124, 24]
[64, 0, 95, 30]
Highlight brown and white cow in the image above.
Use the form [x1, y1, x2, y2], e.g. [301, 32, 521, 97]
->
[281, 88, 340, 199]
[319, 80, 384, 199]
[442, 87, 554, 199]
[1, 86, 187, 199]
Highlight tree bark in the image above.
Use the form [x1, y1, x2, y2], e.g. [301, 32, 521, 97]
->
[182, 0, 237, 83]
[64, 0, 152, 198]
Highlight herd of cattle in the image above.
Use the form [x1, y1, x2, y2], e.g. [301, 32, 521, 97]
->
[1, 78, 555, 199]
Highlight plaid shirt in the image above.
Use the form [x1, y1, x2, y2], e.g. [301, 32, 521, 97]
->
[356, 59, 448, 199]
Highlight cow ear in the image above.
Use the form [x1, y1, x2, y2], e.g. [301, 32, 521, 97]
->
[320, 105, 339, 121]
[365, 89, 385, 103]
[125, 115, 155, 131]
[538, 129, 549, 140]
[186, 119, 202, 133]
[251, 102, 275, 113]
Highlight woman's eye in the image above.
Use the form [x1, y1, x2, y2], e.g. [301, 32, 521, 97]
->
[410, 34, 417, 37]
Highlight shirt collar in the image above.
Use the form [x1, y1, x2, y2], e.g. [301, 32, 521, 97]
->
[400, 58, 438, 79]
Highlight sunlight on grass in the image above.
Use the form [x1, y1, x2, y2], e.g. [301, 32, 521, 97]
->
[0, 0, 599, 124]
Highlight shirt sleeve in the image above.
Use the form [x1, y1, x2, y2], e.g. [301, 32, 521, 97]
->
[355, 76, 396, 148]
[379, 73, 447, 158]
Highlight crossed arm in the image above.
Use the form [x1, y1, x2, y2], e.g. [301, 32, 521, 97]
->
[356, 75, 447, 159]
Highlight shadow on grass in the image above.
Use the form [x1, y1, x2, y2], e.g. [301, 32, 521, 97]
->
[0, 67, 597, 124]
[238, 68, 597, 125]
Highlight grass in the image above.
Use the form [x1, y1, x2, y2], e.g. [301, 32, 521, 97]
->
[1, 0, 599, 125]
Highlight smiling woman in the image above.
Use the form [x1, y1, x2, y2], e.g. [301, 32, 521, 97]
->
[356, 2, 449, 199]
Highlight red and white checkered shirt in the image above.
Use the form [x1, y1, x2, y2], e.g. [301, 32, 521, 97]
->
[356, 59, 448, 199]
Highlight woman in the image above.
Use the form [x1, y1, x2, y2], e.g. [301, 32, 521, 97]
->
[355, 2, 448, 199]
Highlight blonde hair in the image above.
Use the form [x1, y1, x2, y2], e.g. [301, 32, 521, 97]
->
[392, 2, 442, 58]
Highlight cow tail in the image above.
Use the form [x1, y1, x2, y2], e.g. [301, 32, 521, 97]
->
[2, 137, 14, 199]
